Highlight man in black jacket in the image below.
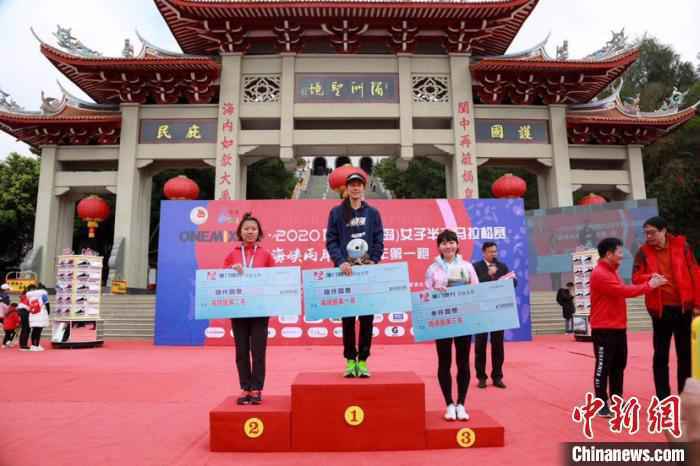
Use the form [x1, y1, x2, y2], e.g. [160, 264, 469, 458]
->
[473, 242, 516, 389]
[557, 282, 575, 333]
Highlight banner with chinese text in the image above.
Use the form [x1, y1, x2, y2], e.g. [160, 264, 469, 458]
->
[154, 198, 531, 346]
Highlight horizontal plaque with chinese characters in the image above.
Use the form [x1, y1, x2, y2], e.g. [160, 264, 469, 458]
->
[475, 119, 549, 144]
[296, 73, 399, 103]
[140, 119, 218, 144]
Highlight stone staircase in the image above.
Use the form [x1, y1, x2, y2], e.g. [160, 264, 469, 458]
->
[530, 292, 651, 335]
[36, 291, 651, 341]
[99, 294, 157, 339]
[298, 175, 391, 200]
[42, 294, 156, 340]
[299, 175, 332, 199]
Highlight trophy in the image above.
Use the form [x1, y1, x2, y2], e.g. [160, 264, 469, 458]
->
[346, 238, 371, 265]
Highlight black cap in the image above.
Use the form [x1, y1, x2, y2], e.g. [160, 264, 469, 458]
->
[346, 172, 367, 185]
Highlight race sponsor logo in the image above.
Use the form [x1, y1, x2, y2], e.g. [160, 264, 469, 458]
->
[190, 206, 208, 225]
[372, 326, 380, 337]
[304, 315, 324, 324]
[268, 328, 277, 338]
[385, 325, 405, 337]
[373, 314, 384, 323]
[333, 327, 344, 338]
[278, 315, 299, 324]
[388, 312, 408, 323]
[205, 327, 225, 338]
[281, 327, 303, 338]
[308, 327, 329, 338]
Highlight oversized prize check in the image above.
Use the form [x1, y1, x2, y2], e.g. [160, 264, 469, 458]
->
[195, 266, 301, 319]
[303, 262, 412, 320]
[411, 280, 520, 342]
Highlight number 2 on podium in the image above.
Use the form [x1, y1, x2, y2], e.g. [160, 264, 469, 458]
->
[244, 417, 264, 438]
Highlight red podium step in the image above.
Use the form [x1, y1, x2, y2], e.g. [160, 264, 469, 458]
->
[291, 372, 426, 451]
[210, 395, 291, 452]
[425, 410, 505, 449]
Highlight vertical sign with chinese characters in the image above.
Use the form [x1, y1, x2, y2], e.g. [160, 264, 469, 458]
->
[455, 100, 478, 199]
[215, 54, 243, 200]
[217, 102, 236, 200]
[449, 55, 479, 199]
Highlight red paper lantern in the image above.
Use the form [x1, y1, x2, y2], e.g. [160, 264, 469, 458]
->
[578, 193, 607, 206]
[164, 175, 200, 200]
[492, 173, 527, 199]
[328, 165, 368, 194]
[77, 195, 111, 238]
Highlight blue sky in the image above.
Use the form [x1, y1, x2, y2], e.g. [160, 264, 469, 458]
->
[1, 0, 698, 159]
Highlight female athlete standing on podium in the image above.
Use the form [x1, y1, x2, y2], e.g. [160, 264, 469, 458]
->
[223, 213, 275, 405]
[424, 229, 479, 421]
[326, 171, 384, 378]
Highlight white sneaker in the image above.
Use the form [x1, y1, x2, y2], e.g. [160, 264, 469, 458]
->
[444, 404, 457, 421]
[456, 404, 470, 421]
[30, 346, 44, 352]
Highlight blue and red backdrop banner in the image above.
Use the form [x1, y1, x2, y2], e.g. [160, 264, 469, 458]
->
[154, 198, 531, 346]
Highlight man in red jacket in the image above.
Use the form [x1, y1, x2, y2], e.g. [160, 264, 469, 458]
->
[632, 216, 700, 400]
[591, 237, 666, 417]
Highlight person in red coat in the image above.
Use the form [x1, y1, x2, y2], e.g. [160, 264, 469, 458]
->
[223, 213, 276, 406]
[590, 237, 666, 417]
[2, 303, 20, 348]
[632, 216, 700, 400]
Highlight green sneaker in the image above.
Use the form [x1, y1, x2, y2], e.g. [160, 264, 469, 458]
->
[357, 360, 370, 378]
[344, 359, 357, 378]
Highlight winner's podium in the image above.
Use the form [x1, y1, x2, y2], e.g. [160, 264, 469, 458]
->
[210, 371, 505, 452]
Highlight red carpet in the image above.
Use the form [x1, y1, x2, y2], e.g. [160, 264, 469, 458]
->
[0, 333, 674, 466]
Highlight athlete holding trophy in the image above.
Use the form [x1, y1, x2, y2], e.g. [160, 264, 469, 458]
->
[325, 171, 385, 378]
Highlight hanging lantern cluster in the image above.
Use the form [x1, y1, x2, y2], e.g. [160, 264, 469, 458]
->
[164, 175, 200, 200]
[328, 164, 369, 197]
[77, 195, 111, 238]
[492, 173, 527, 198]
[578, 193, 607, 206]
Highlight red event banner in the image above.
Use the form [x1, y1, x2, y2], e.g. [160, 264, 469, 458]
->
[154, 198, 531, 346]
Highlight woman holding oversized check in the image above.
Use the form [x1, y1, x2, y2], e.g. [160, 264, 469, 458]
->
[223, 213, 275, 405]
[325, 171, 385, 378]
[424, 230, 479, 422]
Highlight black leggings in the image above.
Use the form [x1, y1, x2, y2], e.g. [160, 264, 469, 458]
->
[3, 330, 16, 345]
[436, 335, 471, 406]
[342, 315, 374, 361]
[232, 317, 269, 391]
[19, 310, 30, 349]
[30, 327, 43, 347]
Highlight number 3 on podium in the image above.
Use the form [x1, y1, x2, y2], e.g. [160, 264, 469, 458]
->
[456, 427, 476, 448]
[244, 417, 264, 438]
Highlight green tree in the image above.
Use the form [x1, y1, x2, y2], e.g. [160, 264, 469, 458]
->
[621, 38, 697, 111]
[374, 157, 446, 199]
[246, 158, 297, 199]
[619, 37, 700, 256]
[0, 153, 39, 276]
